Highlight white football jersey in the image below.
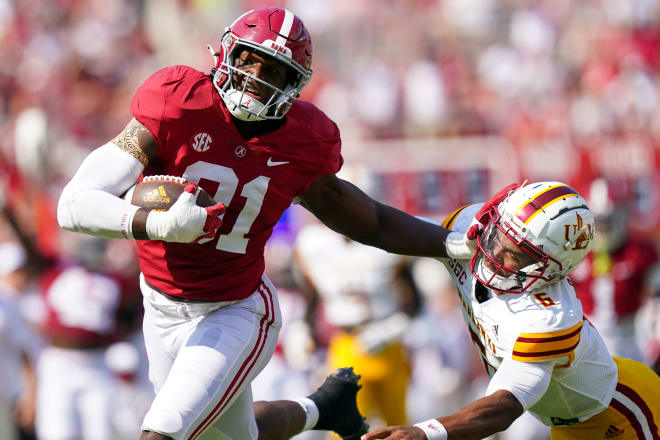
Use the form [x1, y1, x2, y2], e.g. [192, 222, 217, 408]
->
[436, 204, 618, 426]
[295, 223, 405, 328]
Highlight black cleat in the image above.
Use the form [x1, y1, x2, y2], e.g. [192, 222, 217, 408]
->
[307, 367, 369, 440]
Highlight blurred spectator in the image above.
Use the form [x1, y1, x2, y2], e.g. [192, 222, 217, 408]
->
[0, 242, 41, 440]
[104, 340, 154, 440]
[571, 178, 659, 361]
[294, 223, 421, 429]
[35, 255, 142, 440]
[405, 259, 474, 420]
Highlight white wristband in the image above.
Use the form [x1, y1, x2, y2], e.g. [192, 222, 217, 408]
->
[120, 205, 140, 239]
[414, 419, 448, 440]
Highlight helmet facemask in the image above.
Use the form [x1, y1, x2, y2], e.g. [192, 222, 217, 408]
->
[470, 208, 563, 294]
[210, 31, 311, 121]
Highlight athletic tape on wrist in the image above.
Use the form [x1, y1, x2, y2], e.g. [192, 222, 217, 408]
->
[414, 419, 448, 440]
[120, 205, 140, 239]
[292, 397, 319, 432]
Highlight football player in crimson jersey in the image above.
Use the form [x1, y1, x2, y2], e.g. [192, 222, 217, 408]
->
[571, 178, 660, 362]
[56, 7, 461, 440]
[363, 182, 660, 440]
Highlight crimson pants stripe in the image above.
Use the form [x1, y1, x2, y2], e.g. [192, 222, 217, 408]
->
[616, 383, 659, 440]
[188, 282, 274, 440]
[610, 398, 647, 439]
[187, 282, 274, 440]
[207, 284, 276, 421]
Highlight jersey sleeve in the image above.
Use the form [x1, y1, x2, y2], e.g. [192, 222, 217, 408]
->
[130, 67, 171, 143]
[441, 203, 481, 233]
[312, 117, 343, 176]
[286, 101, 343, 182]
[130, 65, 209, 150]
[511, 320, 583, 363]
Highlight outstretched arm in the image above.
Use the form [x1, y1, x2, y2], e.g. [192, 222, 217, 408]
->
[300, 174, 452, 258]
[362, 358, 552, 440]
[301, 175, 519, 260]
[363, 390, 523, 440]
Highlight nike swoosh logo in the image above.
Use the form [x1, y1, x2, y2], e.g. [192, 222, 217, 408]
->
[267, 157, 290, 167]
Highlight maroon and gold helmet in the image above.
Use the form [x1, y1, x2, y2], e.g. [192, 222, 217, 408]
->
[209, 7, 313, 121]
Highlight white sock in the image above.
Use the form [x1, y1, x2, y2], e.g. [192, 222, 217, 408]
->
[292, 397, 320, 431]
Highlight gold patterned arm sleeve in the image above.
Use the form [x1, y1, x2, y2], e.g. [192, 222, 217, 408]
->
[111, 117, 152, 167]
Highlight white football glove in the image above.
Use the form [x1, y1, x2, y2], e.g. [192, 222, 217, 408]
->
[145, 182, 225, 243]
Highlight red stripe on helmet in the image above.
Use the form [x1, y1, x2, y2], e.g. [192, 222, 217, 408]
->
[515, 185, 579, 224]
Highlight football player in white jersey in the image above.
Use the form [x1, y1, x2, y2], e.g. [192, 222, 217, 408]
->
[363, 181, 660, 440]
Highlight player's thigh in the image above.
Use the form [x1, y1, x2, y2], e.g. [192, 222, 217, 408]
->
[142, 283, 282, 440]
[609, 356, 659, 438]
[141, 294, 178, 392]
[551, 357, 659, 440]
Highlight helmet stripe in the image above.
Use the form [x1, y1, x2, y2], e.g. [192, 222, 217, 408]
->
[275, 9, 295, 47]
[515, 185, 580, 224]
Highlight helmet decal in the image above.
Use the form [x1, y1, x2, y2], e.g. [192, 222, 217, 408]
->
[515, 184, 580, 224]
[274, 8, 295, 44]
[564, 212, 594, 251]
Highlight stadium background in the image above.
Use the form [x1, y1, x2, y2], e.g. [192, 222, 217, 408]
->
[1, 0, 660, 439]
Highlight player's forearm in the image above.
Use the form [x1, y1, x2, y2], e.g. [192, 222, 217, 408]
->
[437, 390, 522, 439]
[57, 142, 145, 239]
[357, 202, 451, 257]
[58, 186, 142, 239]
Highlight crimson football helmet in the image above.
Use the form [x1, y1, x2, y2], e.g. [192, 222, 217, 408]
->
[471, 181, 595, 294]
[208, 7, 313, 121]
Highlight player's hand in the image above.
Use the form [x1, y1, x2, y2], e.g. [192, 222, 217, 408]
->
[445, 182, 519, 260]
[361, 425, 427, 440]
[146, 182, 225, 242]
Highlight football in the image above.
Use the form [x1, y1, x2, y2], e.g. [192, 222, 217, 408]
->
[123, 175, 216, 211]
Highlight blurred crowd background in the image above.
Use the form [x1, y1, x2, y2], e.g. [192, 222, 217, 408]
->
[2, 0, 660, 439]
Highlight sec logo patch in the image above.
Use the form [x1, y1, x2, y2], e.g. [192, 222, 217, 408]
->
[191, 132, 212, 152]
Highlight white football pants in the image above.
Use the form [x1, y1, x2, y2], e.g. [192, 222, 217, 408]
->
[140, 273, 282, 440]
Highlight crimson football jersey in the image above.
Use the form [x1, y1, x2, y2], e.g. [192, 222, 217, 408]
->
[130, 65, 343, 301]
[571, 238, 659, 318]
